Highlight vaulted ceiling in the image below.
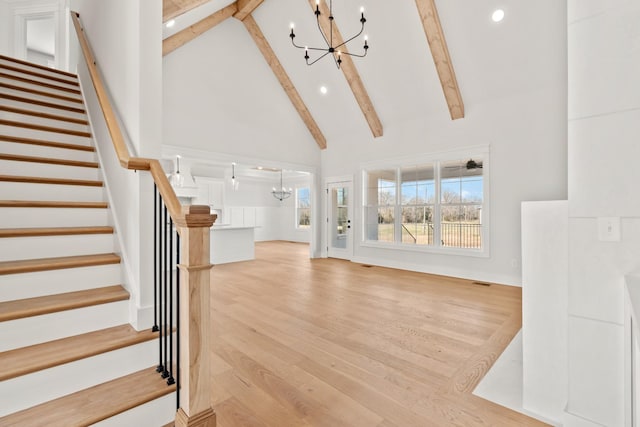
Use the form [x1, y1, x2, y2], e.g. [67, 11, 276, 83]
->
[162, 0, 553, 150]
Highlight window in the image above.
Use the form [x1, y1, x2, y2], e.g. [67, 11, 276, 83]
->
[296, 187, 311, 228]
[362, 150, 487, 254]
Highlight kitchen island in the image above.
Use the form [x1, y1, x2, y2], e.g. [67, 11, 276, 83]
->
[210, 225, 256, 264]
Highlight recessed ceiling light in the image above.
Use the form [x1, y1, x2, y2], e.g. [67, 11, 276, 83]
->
[166, 19, 176, 28]
[492, 9, 504, 22]
[320, 86, 328, 95]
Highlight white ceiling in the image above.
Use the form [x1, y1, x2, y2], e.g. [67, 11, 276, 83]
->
[163, 0, 565, 145]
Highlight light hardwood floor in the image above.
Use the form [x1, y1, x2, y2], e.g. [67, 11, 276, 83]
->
[210, 241, 547, 427]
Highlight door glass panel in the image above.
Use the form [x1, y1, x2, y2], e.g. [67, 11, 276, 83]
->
[331, 187, 348, 249]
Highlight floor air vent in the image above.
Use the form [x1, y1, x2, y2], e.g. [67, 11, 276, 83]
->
[472, 281, 492, 287]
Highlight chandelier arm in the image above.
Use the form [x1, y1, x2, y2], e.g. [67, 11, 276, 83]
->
[315, 12, 331, 48]
[339, 50, 367, 58]
[333, 22, 365, 51]
[291, 37, 308, 50]
[307, 50, 332, 66]
[306, 46, 330, 52]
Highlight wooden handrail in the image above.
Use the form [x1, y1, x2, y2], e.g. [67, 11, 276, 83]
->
[70, 12, 194, 227]
[71, 11, 216, 427]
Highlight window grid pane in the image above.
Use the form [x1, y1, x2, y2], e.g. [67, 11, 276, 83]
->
[363, 156, 485, 251]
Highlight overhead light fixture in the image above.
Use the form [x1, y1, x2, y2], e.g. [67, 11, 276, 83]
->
[492, 9, 504, 22]
[169, 155, 184, 187]
[320, 85, 328, 95]
[272, 170, 292, 201]
[289, 0, 369, 69]
[165, 19, 176, 28]
[231, 162, 239, 191]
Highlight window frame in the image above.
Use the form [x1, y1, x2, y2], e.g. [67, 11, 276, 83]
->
[360, 146, 490, 258]
[295, 186, 311, 229]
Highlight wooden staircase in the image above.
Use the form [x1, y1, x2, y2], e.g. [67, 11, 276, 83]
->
[0, 55, 176, 426]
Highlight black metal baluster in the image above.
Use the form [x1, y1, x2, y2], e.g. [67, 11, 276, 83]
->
[162, 205, 170, 379]
[167, 217, 175, 385]
[176, 231, 181, 409]
[153, 185, 159, 332]
[156, 194, 165, 375]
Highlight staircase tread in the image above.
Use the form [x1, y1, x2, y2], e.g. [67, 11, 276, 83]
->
[0, 118, 91, 137]
[0, 82, 83, 104]
[0, 71, 82, 95]
[0, 200, 107, 208]
[0, 324, 158, 381]
[0, 63, 79, 87]
[0, 93, 86, 114]
[0, 367, 175, 427]
[0, 105, 88, 125]
[0, 226, 113, 238]
[0, 285, 128, 322]
[0, 252, 120, 275]
[0, 55, 78, 79]
[0, 134, 94, 151]
[0, 175, 103, 187]
[0, 153, 98, 168]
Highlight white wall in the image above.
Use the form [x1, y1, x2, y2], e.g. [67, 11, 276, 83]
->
[521, 201, 568, 423]
[322, 84, 568, 286]
[70, 0, 162, 329]
[162, 18, 321, 170]
[565, 1, 640, 425]
[0, 2, 10, 56]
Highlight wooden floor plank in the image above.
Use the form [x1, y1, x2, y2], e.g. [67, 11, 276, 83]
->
[210, 241, 549, 426]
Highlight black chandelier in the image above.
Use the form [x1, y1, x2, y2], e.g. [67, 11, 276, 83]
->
[289, 0, 368, 69]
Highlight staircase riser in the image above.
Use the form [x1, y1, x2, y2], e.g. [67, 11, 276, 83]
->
[0, 159, 100, 181]
[0, 340, 159, 417]
[93, 392, 176, 427]
[0, 300, 129, 352]
[0, 207, 108, 228]
[0, 124, 91, 146]
[0, 77, 83, 101]
[1, 181, 104, 202]
[0, 234, 114, 262]
[0, 97, 87, 121]
[0, 110, 89, 133]
[0, 141, 96, 162]
[1, 87, 84, 110]
[0, 59, 78, 86]
[0, 67, 79, 91]
[0, 264, 121, 302]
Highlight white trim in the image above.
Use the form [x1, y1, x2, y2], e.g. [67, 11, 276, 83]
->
[350, 255, 520, 287]
[10, 0, 65, 70]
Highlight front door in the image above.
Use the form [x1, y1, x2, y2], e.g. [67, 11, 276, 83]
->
[327, 180, 353, 260]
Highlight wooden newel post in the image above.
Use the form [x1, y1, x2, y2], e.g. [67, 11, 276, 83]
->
[175, 205, 217, 427]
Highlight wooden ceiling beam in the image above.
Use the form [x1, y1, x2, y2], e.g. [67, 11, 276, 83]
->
[233, 0, 264, 21]
[414, 0, 464, 120]
[163, 0, 211, 23]
[241, 15, 327, 149]
[307, 0, 383, 138]
[163, 3, 238, 56]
